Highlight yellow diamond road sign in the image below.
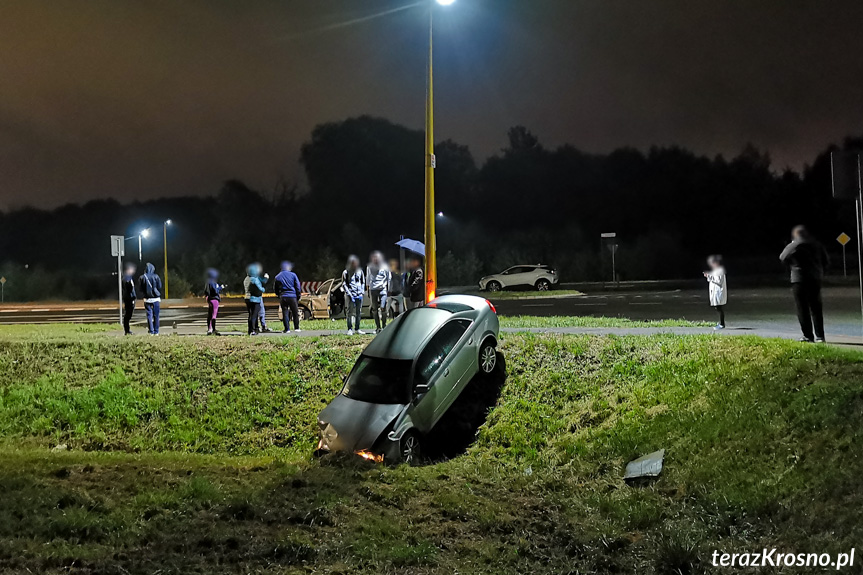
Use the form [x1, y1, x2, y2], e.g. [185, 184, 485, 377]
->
[837, 233, 851, 246]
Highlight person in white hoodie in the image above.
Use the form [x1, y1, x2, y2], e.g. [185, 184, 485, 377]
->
[366, 251, 391, 333]
[703, 254, 727, 330]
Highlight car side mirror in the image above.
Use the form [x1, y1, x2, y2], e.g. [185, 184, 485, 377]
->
[414, 383, 430, 396]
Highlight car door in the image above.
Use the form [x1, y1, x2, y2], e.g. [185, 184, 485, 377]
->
[505, 266, 532, 288]
[409, 320, 471, 431]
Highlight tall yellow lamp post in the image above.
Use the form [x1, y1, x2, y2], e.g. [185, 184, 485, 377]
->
[424, 0, 454, 303]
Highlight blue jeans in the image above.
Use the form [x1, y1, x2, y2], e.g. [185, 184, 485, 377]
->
[346, 296, 363, 331]
[144, 301, 160, 334]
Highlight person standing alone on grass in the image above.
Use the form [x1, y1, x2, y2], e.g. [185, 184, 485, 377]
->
[121, 263, 137, 335]
[703, 255, 727, 330]
[343, 255, 365, 335]
[138, 263, 162, 335]
[780, 225, 830, 343]
[203, 268, 223, 336]
[366, 251, 391, 333]
[274, 261, 302, 333]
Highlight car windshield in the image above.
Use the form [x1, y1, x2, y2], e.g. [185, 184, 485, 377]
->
[342, 356, 413, 404]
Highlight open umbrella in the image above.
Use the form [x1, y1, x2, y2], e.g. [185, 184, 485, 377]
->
[395, 238, 425, 256]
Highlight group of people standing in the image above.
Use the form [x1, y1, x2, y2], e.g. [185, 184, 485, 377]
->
[121, 262, 164, 336]
[239, 261, 303, 336]
[340, 251, 425, 335]
[704, 225, 830, 343]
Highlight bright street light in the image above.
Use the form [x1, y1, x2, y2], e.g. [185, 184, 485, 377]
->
[140, 228, 150, 239]
[436, 0, 455, 5]
[437, 211, 444, 217]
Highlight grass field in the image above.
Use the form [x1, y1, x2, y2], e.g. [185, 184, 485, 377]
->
[226, 314, 712, 332]
[1, 327, 861, 573]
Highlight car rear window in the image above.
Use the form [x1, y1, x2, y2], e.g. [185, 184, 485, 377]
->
[426, 302, 473, 313]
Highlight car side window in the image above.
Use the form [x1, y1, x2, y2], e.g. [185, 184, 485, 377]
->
[414, 321, 470, 387]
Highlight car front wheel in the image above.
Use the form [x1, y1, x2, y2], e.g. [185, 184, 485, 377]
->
[536, 278, 551, 291]
[486, 280, 502, 292]
[400, 431, 423, 465]
[300, 306, 313, 321]
[479, 341, 497, 374]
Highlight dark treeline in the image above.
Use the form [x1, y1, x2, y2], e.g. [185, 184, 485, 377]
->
[0, 116, 859, 301]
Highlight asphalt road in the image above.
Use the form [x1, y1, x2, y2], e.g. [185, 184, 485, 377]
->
[1, 286, 862, 341]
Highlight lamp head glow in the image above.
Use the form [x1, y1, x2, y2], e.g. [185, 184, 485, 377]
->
[165, 219, 172, 225]
[140, 229, 150, 238]
[436, 0, 455, 5]
[437, 212, 444, 217]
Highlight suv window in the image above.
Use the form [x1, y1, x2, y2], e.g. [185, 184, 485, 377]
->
[414, 320, 470, 387]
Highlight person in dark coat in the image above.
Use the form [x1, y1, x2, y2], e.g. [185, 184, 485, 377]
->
[203, 268, 223, 335]
[121, 263, 137, 335]
[274, 261, 303, 333]
[138, 262, 163, 335]
[779, 225, 830, 342]
[406, 254, 425, 309]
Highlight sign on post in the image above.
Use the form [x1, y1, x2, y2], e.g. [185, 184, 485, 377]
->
[601, 233, 618, 282]
[838, 233, 852, 277]
[111, 235, 125, 324]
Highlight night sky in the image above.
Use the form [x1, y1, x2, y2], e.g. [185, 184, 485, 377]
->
[2, 0, 863, 209]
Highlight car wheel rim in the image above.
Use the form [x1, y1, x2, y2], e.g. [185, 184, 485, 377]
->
[402, 435, 420, 463]
[489, 283, 500, 292]
[538, 281, 549, 291]
[481, 346, 496, 373]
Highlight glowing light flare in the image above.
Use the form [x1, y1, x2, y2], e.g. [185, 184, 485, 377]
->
[436, 0, 455, 5]
[356, 451, 384, 463]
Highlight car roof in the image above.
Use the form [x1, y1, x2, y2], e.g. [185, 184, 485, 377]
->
[363, 308, 453, 360]
[362, 295, 488, 360]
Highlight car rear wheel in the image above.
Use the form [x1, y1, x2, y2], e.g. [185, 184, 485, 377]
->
[300, 306, 312, 321]
[536, 278, 551, 291]
[486, 280, 502, 292]
[400, 431, 422, 465]
[479, 341, 497, 374]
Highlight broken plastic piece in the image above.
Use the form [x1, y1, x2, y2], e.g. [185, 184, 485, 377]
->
[624, 449, 665, 480]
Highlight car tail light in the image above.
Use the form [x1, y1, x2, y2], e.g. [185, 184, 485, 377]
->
[486, 299, 497, 314]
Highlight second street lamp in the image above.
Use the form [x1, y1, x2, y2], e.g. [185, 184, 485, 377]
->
[424, 0, 454, 303]
[163, 219, 172, 299]
[138, 228, 150, 262]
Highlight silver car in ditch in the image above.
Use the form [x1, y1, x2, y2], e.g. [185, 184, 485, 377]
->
[316, 294, 500, 464]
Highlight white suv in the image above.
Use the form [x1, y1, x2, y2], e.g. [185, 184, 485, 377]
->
[479, 265, 559, 292]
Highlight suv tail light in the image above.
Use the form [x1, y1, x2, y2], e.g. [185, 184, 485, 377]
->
[486, 299, 497, 314]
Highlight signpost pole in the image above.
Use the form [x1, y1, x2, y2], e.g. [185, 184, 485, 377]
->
[0, 277, 5, 303]
[857, 153, 863, 340]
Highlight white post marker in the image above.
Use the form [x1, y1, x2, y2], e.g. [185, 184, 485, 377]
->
[0, 276, 5, 303]
[111, 235, 125, 324]
[837, 232, 851, 277]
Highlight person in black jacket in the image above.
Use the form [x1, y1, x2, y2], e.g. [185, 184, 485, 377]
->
[406, 254, 425, 309]
[203, 268, 223, 335]
[121, 263, 137, 335]
[779, 225, 830, 342]
[138, 262, 163, 335]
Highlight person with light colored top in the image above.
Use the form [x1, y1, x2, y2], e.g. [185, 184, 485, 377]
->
[342, 255, 365, 335]
[366, 251, 391, 333]
[703, 254, 727, 330]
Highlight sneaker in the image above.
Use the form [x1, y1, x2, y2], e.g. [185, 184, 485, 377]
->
[798, 337, 814, 343]
[713, 324, 725, 331]
[207, 331, 213, 336]
[283, 329, 291, 334]
[357, 330, 366, 335]
[815, 338, 826, 343]
[262, 327, 273, 333]
[294, 328, 302, 332]
[250, 332, 258, 336]
[213, 331, 221, 336]
[347, 329, 354, 336]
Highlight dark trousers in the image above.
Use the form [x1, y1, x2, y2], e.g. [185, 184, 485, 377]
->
[280, 297, 300, 331]
[247, 300, 262, 334]
[144, 301, 160, 334]
[713, 305, 725, 327]
[792, 281, 824, 341]
[123, 299, 135, 334]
